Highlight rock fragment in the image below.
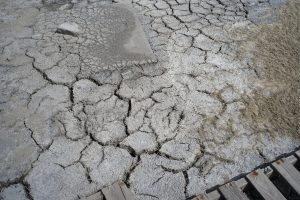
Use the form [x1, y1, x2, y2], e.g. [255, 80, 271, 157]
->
[57, 22, 80, 36]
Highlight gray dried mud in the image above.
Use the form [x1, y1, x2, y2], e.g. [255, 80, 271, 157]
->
[0, 0, 299, 200]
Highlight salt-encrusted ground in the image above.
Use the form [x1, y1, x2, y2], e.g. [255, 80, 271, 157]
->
[0, 0, 299, 199]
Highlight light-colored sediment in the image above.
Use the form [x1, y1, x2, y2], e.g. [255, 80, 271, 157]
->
[0, 0, 299, 199]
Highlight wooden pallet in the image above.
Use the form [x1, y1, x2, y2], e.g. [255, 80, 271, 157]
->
[102, 181, 135, 200]
[193, 150, 300, 200]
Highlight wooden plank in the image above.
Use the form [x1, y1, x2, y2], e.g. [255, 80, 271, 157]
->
[118, 181, 135, 200]
[193, 191, 221, 200]
[192, 193, 209, 200]
[84, 192, 103, 200]
[285, 155, 297, 165]
[246, 169, 287, 200]
[219, 182, 249, 200]
[295, 150, 300, 159]
[206, 190, 221, 200]
[272, 158, 300, 195]
[102, 181, 126, 200]
[235, 178, 248, 190]
[102, 181, 135, 200]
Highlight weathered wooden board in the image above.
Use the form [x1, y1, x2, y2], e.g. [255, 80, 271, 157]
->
[272, 158, 300, 195]
[235, 178, 248, 190]
[285, 155, 298, 164]
[295, 150, 300, 159]
[206, 190, 221, 200]
[192, 190, 221, 200]
[219, 182, 249, 200]
[246, 169, 287, 200]
[119, 181, 136, 200]
[192, 150, 300, 200]
[102, 181, 135, 200]
[102, 181, 125, 200]
[192, 193, 210, 200]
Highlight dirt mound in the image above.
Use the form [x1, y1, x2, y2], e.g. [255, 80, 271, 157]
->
[240, 0, 300, 137]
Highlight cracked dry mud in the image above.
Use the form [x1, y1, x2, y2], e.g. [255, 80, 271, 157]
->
[0, 0, 299, 200]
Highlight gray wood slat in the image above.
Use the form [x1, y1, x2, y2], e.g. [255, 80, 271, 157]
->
[285, 155, 298, 165]
[246, 169, 287, 200]
[119, 181, 135, 200]
[272, 159, 300, 195]
[219, 182, 249, 200]
[295, 150, 300, 159]
[206, 190, 221, 200]
[193, 191, 221, 200]
[235, 178, 248, 190]
[102, 181, 126, 200]
[192, 193, 209, 200]
[102, 181, 135, 200]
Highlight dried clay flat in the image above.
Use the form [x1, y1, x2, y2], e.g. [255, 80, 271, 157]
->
[34, 3, 157, 71]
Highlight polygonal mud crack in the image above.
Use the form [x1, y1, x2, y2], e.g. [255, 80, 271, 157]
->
[34, 4, 157, 72]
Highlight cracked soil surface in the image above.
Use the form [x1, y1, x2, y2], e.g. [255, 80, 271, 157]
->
[0, 0, 299, 199]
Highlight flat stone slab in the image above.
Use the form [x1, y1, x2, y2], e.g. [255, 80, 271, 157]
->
[34, 3, 157, 71]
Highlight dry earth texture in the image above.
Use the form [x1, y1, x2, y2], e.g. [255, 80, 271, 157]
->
[0, 0, 299, 200]
[241, 0, 300, 137]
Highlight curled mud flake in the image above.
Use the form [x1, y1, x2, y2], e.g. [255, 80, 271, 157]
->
[57, 22, 81, 36]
